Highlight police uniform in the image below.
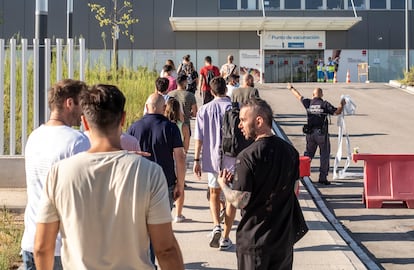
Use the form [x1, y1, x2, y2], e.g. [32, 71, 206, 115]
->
[302, 97, 337, 183]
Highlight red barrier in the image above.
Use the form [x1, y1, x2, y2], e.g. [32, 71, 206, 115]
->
[299, 156, 311, 177]
[353, 154, 414, 208]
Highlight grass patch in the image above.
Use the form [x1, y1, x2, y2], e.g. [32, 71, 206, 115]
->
[400, 67, 414, 86]
[0, 209, 23, 270]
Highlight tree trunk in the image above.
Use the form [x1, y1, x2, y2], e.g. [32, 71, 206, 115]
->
[113, 37, 118, 70]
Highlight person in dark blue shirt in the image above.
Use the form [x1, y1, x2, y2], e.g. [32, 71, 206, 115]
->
[288, 83, 345, 185]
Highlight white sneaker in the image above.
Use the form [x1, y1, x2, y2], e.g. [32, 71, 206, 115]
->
[174, 215, 186, 223]
[209, 225, 222, 248]
[219, 238, 233, 250]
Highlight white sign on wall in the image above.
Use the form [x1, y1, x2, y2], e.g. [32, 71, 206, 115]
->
[239, 50, 262, 83]
[263, 31, 326, 50]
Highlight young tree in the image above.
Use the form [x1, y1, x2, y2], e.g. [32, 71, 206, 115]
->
[88, 0, 138, 70]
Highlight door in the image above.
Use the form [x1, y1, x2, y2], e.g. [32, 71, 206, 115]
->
[265, 51, 322, 83]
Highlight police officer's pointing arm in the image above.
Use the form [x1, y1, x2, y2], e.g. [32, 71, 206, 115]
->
[334, 99, 346, 115]
[287, 83, 303, 101]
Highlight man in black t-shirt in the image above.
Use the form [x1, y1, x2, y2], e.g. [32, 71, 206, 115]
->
[288, 83, 345, 185]
[218, 98, 308, 270]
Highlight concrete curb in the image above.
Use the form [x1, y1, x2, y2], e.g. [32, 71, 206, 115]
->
[388, 80, 414, 95]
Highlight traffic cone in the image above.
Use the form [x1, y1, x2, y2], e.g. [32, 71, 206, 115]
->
[346, 70, 351, 83]
[333, 72, 338, 83]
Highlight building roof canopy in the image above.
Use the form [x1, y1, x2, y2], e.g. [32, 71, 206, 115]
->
[169, 16, 362, 31]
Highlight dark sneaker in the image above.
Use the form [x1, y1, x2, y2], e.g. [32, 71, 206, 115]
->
[318, 180, 331, 185]
[209, 225, 222, 248]
[219, 238, 233, 250]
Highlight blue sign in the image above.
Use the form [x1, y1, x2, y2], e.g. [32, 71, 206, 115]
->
[288, 42, 305, 48]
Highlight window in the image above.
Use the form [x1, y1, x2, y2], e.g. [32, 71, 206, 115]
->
[264, 0, 280, 10]
[220, 0, 238, 9]
[391, 0, 405, 9]
[306, 0, 323, 9]
[285, 0, 301, 9]
[241, 0, 261, 10]
[370, 0, 386, 9]
[327, 0, 344, 9]
[348, 0, 366, 9]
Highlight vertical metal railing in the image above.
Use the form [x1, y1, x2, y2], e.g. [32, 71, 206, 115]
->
[0, 38, 86, 155]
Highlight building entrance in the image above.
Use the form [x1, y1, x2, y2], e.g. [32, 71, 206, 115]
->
[264, 50, 323, 83]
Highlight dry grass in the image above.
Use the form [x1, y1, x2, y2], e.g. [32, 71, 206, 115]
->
[0, 209, 23, 270]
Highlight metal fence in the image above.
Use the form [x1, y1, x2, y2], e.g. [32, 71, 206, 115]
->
[0, 38, 86, 155]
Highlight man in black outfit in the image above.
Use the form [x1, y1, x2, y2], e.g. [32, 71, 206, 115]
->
[218, 98, 308, 270]
[287, 83, 345, 185]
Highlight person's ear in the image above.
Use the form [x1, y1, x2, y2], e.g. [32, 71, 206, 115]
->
[65, 98, 74, 110]
[81, 115, 90, 131]
[256, 115, 263, 127]
[120, 112, 126, 127]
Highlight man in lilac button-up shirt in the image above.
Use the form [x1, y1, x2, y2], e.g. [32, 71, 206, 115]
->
[193, 77, 236, 251]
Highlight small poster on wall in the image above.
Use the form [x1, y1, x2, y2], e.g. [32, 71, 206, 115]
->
[239, 50, 263, 83]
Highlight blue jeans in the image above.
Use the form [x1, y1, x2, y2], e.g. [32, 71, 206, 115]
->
[22, 250, 63, 270]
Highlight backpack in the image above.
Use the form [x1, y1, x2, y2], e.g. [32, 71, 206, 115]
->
[206, 68, 216, 87]
[221, 102, 253, 157]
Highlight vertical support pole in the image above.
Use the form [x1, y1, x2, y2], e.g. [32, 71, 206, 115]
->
[67, 38, 74, 79]
[56, 39, 63, 82]
[0, 39, 4, 155]
[35, 0, 48, 125]
[45, 38, 51, 121]
[67, 0, 73, 39]
[9, 39, 16, 155]
[22, 39, 28, 154]
[33, 39, 40, 129]
[259, 31, 264, 84]
[406, 0, 410, 73]
[79, 38, 86, 81]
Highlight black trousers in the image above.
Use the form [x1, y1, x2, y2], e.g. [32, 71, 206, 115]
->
[202, 90, 214, 104]
[237, 248, 293, 270]
[305, 129, 330, 181]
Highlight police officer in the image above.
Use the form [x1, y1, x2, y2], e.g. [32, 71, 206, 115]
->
[287, 83, 345, 185]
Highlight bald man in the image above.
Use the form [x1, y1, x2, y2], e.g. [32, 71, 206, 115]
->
[288, 83, 345, 185]
[231, 74, 260, 105]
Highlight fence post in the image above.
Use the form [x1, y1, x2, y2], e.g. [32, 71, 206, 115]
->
[0, 39, 4, 155]
[45, 38, 51, 120]
[67, 38, 74, 78]
[22, 39, 28, 155]
[9, 39, 16, 155]
[79, 38, 85, 81]
[56, 38, 63, 82]
[33, 39, 40, 129]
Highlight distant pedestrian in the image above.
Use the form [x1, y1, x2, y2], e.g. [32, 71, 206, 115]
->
[162, 65, 177, 92]
[177, 55, 199, 94]
[231, 74, 260, 105]
[155, 77, 171, 102]
[165, 97, 190, 223]
[193, 76, 236, 251]
[21, 79, 90, 270]
[218, 98, 308, 270]
[288, 83, 345, 185]
[34, 84, 184, 270]
[199, 56, 220, 104]
[160, 59, 177, 79]
[220, 54, 239, 80]
[226, 74, 240, 98]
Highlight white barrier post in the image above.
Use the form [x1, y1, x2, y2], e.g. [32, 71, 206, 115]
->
[0, 39, 4, 155]
[45, 39, 51, 121]
[9, 39, 16, 155]
[22, 39, 28, 154]
[79, 38, 86, 81]
[33, 39, 40, 129]
[67, 38, 74, 78]
[56, 38, 63, 82]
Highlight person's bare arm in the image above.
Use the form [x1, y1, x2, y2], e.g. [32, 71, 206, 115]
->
[191, 104, 198, 117]
[334, 99, 346, 115]
[173, 147, 186, 200]
[34, 221, 60, 270]
[148, 223, 184, 270]
[198, 76, 204, 95]
[217, 169, 251, 209]
[182, 124, 190, 154]
[287, 83, 303, 101]
[193, 139, 202, 178]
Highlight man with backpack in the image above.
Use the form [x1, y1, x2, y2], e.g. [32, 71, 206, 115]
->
[198, 56, 220, 104]
[220, 54, 239, 81]
[177, 55, 199, 94]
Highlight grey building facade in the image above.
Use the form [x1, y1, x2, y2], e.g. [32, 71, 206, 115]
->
[0, 0, 413, 82]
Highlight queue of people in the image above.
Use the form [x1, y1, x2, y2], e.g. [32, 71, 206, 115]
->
[21, 54, 320, 270]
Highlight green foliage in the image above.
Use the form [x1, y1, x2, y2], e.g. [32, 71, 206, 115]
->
[2, 46, 156, 155]
[401, 67, 414, 86]
[0, 208, 23, 270]
[88, 1, 139, 43]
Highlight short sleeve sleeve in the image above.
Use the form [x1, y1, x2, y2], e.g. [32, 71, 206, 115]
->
[323, 101, 338, 115]
[193, 109, 204, 141]
[147, 164, 173, 224]
[37, 165, 60, 223]
[233, 155, 254, 193]
[301, 98, 311, 109]
[171, 124, 184, 149]
[73, 135, 90, 154]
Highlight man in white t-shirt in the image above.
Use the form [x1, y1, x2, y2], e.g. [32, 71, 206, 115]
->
[21, 79, 90, 270]
[34, 84, 184, 270]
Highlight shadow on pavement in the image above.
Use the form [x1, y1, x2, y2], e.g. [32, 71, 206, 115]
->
[184, 262, 234, 270]
[294, 244, 349, 252]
